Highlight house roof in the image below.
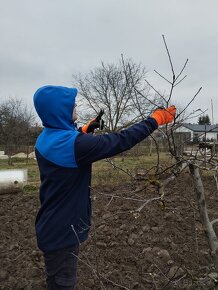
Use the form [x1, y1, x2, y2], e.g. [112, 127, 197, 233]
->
[182, 123, 218, 133]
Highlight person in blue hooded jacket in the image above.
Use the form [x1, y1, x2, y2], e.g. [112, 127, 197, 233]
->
[33, 85, 176, 290]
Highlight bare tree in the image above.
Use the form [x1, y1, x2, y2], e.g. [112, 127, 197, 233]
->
[86, 36, 218, 287]
[55, 37, 218, 288]
[0, 98, 35, 161]
[124, 35, 218, 275]
[73, 58, 159, 132]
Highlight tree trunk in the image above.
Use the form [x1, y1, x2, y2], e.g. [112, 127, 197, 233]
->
[189, 164, 218, 272]
[149, 137, 152, 156]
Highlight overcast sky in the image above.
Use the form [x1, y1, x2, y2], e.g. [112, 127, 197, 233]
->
[0, 0, 218, 123]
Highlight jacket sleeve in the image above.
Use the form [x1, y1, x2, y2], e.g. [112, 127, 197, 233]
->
[74, 117, 158, 166]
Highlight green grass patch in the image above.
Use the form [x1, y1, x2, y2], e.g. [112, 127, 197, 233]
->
[23, 184, 39, 194]
[92, 152, 172, 186]
[0, 158, 40, 183]
[0, 153, 172, 188]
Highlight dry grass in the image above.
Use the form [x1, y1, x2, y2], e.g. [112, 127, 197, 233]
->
[92, 152, 171, 186]
[0, 152, 172, 193]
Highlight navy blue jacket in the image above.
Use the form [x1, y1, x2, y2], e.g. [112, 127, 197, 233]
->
[33, 85, 158, 252]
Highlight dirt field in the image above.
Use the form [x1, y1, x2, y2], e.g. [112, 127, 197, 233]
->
[0, 166, 218, 289]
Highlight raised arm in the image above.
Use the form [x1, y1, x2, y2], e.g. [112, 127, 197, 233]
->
[75, 118, 156, 166]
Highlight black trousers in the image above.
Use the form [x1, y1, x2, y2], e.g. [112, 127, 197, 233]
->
[43, 245, 79, 290]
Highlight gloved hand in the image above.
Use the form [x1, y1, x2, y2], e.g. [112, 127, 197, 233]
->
[151, 105, 176, 126]
[82, 110, 104, 133]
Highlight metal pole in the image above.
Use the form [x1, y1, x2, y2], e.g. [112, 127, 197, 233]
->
[211, 99, 214, 125]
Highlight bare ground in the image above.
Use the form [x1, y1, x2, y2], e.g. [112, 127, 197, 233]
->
[0, 172, 218, 289]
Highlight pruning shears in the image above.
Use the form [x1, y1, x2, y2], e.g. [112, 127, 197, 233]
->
[96, 109, 104, 130]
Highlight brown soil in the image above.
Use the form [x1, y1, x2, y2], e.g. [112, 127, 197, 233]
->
[0, 172, 218, 290]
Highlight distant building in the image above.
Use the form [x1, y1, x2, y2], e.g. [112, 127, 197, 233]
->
[175, 123, 218, 142]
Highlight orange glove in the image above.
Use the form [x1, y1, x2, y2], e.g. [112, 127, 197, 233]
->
[151, 105, 176, 126]
[81, 110, 104, 134]
[81, 118, 96, 134]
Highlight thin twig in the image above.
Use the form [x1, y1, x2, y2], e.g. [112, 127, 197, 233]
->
[176, 87, 202, 120]
[174, 75, 187, 87]
[154, 70, 172, 84]
[162, 34, 175, 79]
[144, 79, 167, 104]
[175, 58, 189, 82]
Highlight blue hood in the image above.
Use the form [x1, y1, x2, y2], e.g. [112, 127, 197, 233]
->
[34, 85, 77, 130]
[33, 85, 79, 168]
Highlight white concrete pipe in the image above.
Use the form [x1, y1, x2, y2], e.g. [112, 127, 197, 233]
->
[0, 169, 28, 194]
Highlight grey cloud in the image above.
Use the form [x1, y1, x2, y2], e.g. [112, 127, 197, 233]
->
[0, 0, 218, 122]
